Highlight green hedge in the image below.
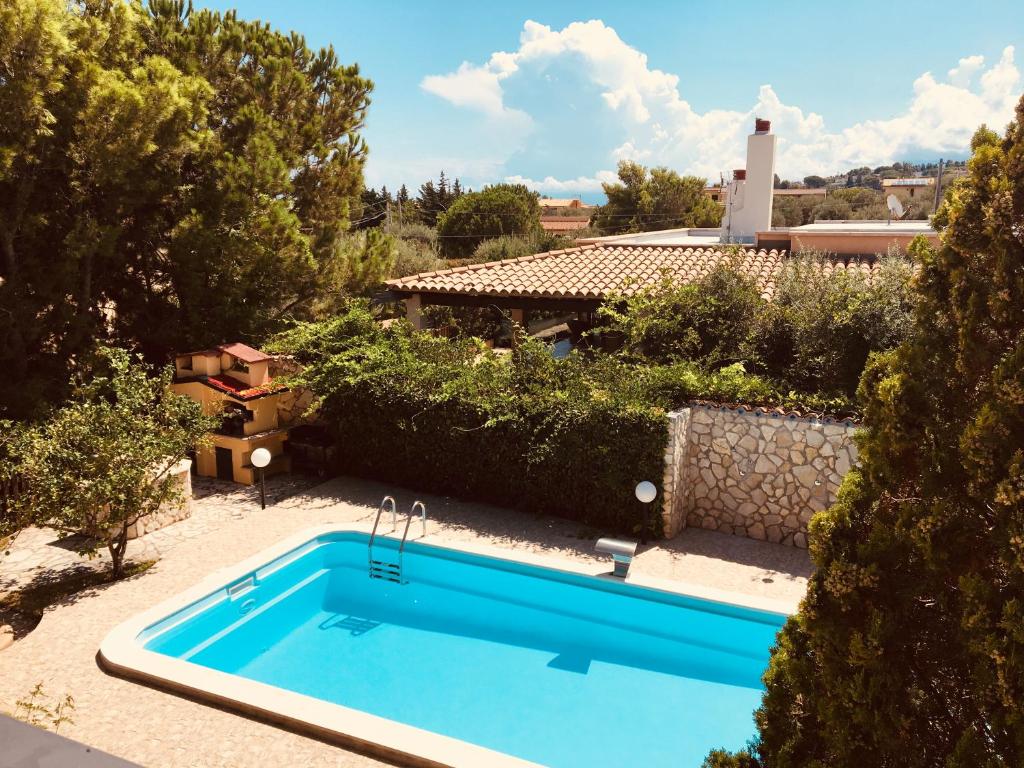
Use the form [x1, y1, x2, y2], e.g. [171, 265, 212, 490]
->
[273, 311, 667, 536]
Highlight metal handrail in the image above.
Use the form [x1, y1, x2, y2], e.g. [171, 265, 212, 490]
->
[367, 495, 397, 574]
[396, 501, 426, 581]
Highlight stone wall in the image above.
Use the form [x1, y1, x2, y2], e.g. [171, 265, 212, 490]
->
[661, 406, 857, 547]
[125, 459, 193, 539]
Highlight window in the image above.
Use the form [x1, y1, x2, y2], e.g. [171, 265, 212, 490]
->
[229, 357, 250, 374]
[180, 356, 192, 371]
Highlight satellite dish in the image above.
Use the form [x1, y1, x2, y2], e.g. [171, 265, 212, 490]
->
[886, 194, 904, 220]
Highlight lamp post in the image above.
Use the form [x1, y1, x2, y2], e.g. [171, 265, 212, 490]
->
[635, 480, 657, 545]
[251, 448, 271, 510]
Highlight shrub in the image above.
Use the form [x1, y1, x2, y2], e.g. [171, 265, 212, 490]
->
[598, 254, 914, 400]
[391, 237, 442, 278]
[469, 235, 538, 264]
[752, 254, 914, 396]
[598, 262, 763, 367]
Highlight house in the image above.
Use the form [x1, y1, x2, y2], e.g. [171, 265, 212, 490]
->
[881, 177, 935, 201]
[171, 343, 291, 485]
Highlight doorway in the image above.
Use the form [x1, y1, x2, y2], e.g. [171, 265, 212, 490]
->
[215, 447, 234, 481]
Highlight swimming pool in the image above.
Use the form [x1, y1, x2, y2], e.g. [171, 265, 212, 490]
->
[101, 526, 790, 768]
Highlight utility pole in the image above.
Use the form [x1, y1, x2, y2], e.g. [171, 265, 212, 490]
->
[933, 158, 944, 212]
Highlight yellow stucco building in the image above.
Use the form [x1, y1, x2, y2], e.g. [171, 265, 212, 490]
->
[171, 343, 291, 485]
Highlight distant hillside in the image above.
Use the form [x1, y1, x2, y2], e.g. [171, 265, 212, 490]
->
[778, 160, 967, 192]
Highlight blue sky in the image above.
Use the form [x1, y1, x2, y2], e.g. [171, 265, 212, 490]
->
[196, 1, 1024, 201]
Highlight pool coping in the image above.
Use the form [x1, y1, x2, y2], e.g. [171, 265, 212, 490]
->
[99, 523, 798, 768]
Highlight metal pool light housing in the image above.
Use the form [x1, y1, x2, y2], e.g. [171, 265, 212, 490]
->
[595, 538, 638, 578]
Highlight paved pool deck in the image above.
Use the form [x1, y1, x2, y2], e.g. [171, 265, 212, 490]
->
[0, 474, 811, 768]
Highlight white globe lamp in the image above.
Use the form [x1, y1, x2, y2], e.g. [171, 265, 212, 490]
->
[635, 480, 657, 544]
[251, 448, 272, 509]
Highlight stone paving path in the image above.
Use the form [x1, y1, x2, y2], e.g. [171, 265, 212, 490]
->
[0, 473, 811, 768]
[0, 474, 321, 601]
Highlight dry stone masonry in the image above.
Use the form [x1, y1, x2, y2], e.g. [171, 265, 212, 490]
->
[661, 405, 858, 547]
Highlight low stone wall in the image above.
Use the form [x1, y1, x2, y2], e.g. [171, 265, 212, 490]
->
[125, 459, 193, 539]
[661, 406, 858, 547]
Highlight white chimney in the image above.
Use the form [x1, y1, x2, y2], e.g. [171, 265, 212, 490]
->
[722, 118, 777, 243]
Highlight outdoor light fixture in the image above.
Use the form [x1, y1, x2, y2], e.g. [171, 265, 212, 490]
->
[635, 480, 657, 544]
[251, 447, 271, 510]
[595, 537, 638, 578]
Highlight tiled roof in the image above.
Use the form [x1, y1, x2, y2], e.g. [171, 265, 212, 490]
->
[191, 374, 287, 401]
[180, 342, 272, 363]
[386, 244, 884, 302]
[217, 343, 272, 363]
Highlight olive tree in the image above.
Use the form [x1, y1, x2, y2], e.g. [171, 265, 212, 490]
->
[16, 348, 217, 577]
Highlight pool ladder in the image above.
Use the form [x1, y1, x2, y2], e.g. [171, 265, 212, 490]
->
[368, 497, 426, 584]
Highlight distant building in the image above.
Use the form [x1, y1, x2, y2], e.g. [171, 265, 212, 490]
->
[705, 186, 825, 203]
[772, 187, 827, 199]
[172, 343, 291, 485]
[756, 220, 939, 255]
[881, 177, 935, 202]
[539, 198, 593, 212]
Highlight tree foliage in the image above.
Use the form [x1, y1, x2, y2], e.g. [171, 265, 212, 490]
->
[436, 183, 541, 259]
[714, 107, 1024, 768]
[0, 0, 372, 418]
[593, 161, 722, 234]
[417, 170, 463, 227]
[13, 348, 216, 577]
[599, 256, 914, 399]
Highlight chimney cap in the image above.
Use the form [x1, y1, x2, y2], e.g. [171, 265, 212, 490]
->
[754, 118, 771, 134]
[733, 169, 747, 181]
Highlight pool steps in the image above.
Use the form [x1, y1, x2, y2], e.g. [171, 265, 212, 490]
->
[367, 497, 427, 584]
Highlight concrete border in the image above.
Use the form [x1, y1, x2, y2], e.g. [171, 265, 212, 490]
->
[99, 524, 795, 768]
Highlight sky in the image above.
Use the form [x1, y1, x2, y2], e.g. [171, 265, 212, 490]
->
[196, 1, 1024, 202]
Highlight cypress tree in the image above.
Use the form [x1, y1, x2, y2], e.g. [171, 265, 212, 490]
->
[714, 99, 1024, 768]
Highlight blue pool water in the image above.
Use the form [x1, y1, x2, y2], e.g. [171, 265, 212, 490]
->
[141, 532, 785, 767]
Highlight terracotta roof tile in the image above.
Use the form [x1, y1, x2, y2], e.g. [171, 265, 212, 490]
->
[386, 244, 886, 302]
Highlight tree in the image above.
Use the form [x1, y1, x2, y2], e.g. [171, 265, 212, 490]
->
[15, 348, 217, 577]
[712, 106, 1024, 767]
[313, 228, 397, 313]
[592, 161, 721, 235]
[802, 175, 826, 188]
[417, 170, 463, 226]
[0, 0, 372, 418]
[436, 184, 541, 259]
[356, 186, 390, 229]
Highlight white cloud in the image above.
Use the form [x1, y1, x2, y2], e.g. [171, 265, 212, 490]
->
[948, 54, 985, 86]
[420, 20, 1021, 191]
[504, 171, 618, 193]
